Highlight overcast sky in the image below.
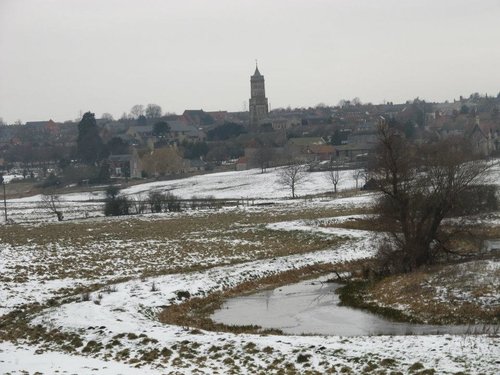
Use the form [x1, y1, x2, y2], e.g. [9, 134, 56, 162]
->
[0, 0, 499, 123]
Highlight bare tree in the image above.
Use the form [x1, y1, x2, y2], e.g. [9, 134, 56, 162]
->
[252, 143, 275, 173]
[41, 193, 64, 221]
[130, 104, 144, 119]
[145, 104, 162, 119]
[120, 112, 130, 120]
[278, 162, 308, 198]
[352, 169, 363, 189]
[369, 124, 493, 274]
[352, 97, 362, 106]
[101, 112, 114, 121]
[325, 161, 341, 193]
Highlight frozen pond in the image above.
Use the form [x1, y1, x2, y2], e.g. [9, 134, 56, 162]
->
[212, 275, 494, 336]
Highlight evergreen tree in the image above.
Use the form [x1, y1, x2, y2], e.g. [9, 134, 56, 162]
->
[460, 104, 470, 115]
[330, 129, 342, 145]
[152, 121, 171, 137]
[77, 112, 104, 164]
[207, 122, 246, 141]
[403, 121, 416, 139]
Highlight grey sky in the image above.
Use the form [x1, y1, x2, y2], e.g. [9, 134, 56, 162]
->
[1, 0, 499, 123]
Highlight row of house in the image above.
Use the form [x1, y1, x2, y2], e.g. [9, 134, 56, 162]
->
[107, 146, 207, 179]
[428, 114, 500, 156]
[2, 96, 498, 176]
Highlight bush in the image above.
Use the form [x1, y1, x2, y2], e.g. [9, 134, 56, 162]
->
[196, 195, 218, 210]
[190, 195, 199, 210]
[148, 191, 165, 213]
[104, 196, 130, 216]
[130, 196, 147, 214]
[147, 191, 182, 213]
[375, 240, 407, 276]
[103, 185, 130, 216]
[165, 192, 181, 212]
[205, 195, 218, 209]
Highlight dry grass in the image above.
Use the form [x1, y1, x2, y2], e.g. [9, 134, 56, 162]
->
[366, 259, 500, 324]
[3, 179, 41, 199]
[462, 224, 500, 239]
[0, 206, 359, 283]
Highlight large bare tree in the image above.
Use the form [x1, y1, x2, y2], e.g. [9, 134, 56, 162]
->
[145, 104, 162, 119]
[352, 169, 364, 189]
[369, 124, 492, 273]
[130, 104, 145, 119]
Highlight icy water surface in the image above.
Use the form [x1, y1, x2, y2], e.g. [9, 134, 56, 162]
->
[212, 275, 494, 336]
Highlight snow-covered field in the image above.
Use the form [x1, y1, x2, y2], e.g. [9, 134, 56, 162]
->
[3, 167, 361, 223]
[1, 166, 499, 374]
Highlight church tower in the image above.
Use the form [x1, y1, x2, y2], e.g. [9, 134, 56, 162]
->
[249, 63, 269, 130]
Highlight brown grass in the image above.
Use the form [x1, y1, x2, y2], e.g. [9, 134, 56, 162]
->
[463, 224, 500, 239]
[366, 259, 500, 324]
[0, 206, 361, 283]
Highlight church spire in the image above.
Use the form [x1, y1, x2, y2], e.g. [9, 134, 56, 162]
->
[249, 62, 268, 131]
[253, 59, 261, 77]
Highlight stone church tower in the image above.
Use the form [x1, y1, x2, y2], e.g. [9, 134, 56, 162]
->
[249, 64, 269, 130]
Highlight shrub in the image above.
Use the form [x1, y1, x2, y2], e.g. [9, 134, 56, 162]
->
[165, 192, 182, 212]
[104, 196, 130, 216]
[147, 191, 182, 212]
[375, 239, 407, 276]
[197, 195, 218, 210]
[190, 195, 199, 210]
[103, 185, 130, 216]
[206, 195, 218, 209]
[130, 196, 147, 214]
[148, 191, 165, 213]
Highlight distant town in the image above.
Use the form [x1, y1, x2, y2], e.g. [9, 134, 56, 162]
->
[0, 66, 499, 187]
[1, 68, 499, 375]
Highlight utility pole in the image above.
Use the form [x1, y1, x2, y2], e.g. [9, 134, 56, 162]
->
[0, 174, 6, 223]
